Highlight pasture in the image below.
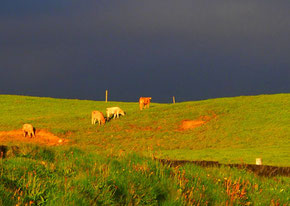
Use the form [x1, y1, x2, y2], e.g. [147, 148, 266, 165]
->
[0, 94, 289, 205]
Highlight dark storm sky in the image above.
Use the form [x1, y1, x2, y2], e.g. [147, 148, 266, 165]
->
[1, 1, 289, 102]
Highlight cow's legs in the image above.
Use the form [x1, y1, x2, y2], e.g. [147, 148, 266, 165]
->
[139, 103, 143, 110]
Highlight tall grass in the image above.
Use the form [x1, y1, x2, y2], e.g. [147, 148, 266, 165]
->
[0, 146, 289, 205]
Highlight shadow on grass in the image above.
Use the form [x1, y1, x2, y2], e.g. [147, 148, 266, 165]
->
[0, 145, 8, 158]
[106, 115, 126, 123]
[157, 158, 290, 177]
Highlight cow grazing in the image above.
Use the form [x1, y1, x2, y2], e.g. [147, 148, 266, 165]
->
[22, 124, 35, 138]
[139, 97, 152, 110]
[91, 111, 106, 125]
[106, 107, 125, 119]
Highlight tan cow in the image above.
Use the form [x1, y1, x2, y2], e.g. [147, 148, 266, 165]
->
[106, 107, 125, 119]
[91, 111, 106, 125]
[22, 124, 35, 138]
[139, 97, 152, 110]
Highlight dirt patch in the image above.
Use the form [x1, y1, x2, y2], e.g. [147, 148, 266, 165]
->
[180, 120, 206, 130]
[179, 115, 216, 130]
[0, 130, 69, 146]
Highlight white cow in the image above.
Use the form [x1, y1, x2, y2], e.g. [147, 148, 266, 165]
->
[106, 107, 125, 119]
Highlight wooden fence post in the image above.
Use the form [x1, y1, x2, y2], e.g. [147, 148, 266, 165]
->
[173, 96, 176, 104]
[105, 90, 108, 103]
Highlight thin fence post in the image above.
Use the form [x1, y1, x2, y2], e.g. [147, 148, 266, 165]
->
[105, 90, 108, 103]
[256, 158, 262, 165]
[173, 96, 175, 104]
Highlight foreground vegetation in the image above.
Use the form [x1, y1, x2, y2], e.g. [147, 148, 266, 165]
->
[0, 94, 289, 205]
[0, 147, 289, 205]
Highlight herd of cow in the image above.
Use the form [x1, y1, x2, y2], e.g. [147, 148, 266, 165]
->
[21, 97, 152, 138]
[91, 97, 152, 125]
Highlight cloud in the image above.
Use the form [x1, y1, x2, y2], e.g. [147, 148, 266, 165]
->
[0, 0, 289, 101]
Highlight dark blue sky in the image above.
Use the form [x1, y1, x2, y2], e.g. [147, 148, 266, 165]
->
[1, 1, 289, 102]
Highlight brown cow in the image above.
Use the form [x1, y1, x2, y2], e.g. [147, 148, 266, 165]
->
[22, 124, 36, 138]
[91, 111, 106, 125]
[139, 97, 152, 110]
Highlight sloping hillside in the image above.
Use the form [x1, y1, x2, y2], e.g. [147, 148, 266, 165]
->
[0, 94, 289, 166]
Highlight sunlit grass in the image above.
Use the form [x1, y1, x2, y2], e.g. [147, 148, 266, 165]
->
[0, 94, 289, 204]
[1, 94, 289, 165]
[0, 147, 289, 205]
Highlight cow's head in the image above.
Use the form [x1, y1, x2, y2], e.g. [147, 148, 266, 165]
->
[120, 110, 126, 116]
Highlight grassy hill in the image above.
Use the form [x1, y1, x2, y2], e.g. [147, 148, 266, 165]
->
[0, 94, 289, 166]
[0, 94, 289, 205]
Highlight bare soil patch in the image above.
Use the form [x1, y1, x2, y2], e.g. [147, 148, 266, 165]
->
[179, 115, 216, 130]
[180, 120, 206, 130]
[0, 130, 69, 146]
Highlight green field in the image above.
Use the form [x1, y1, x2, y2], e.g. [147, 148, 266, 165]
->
[0, 94, 289, 165]
[0, 94, 289, 205]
